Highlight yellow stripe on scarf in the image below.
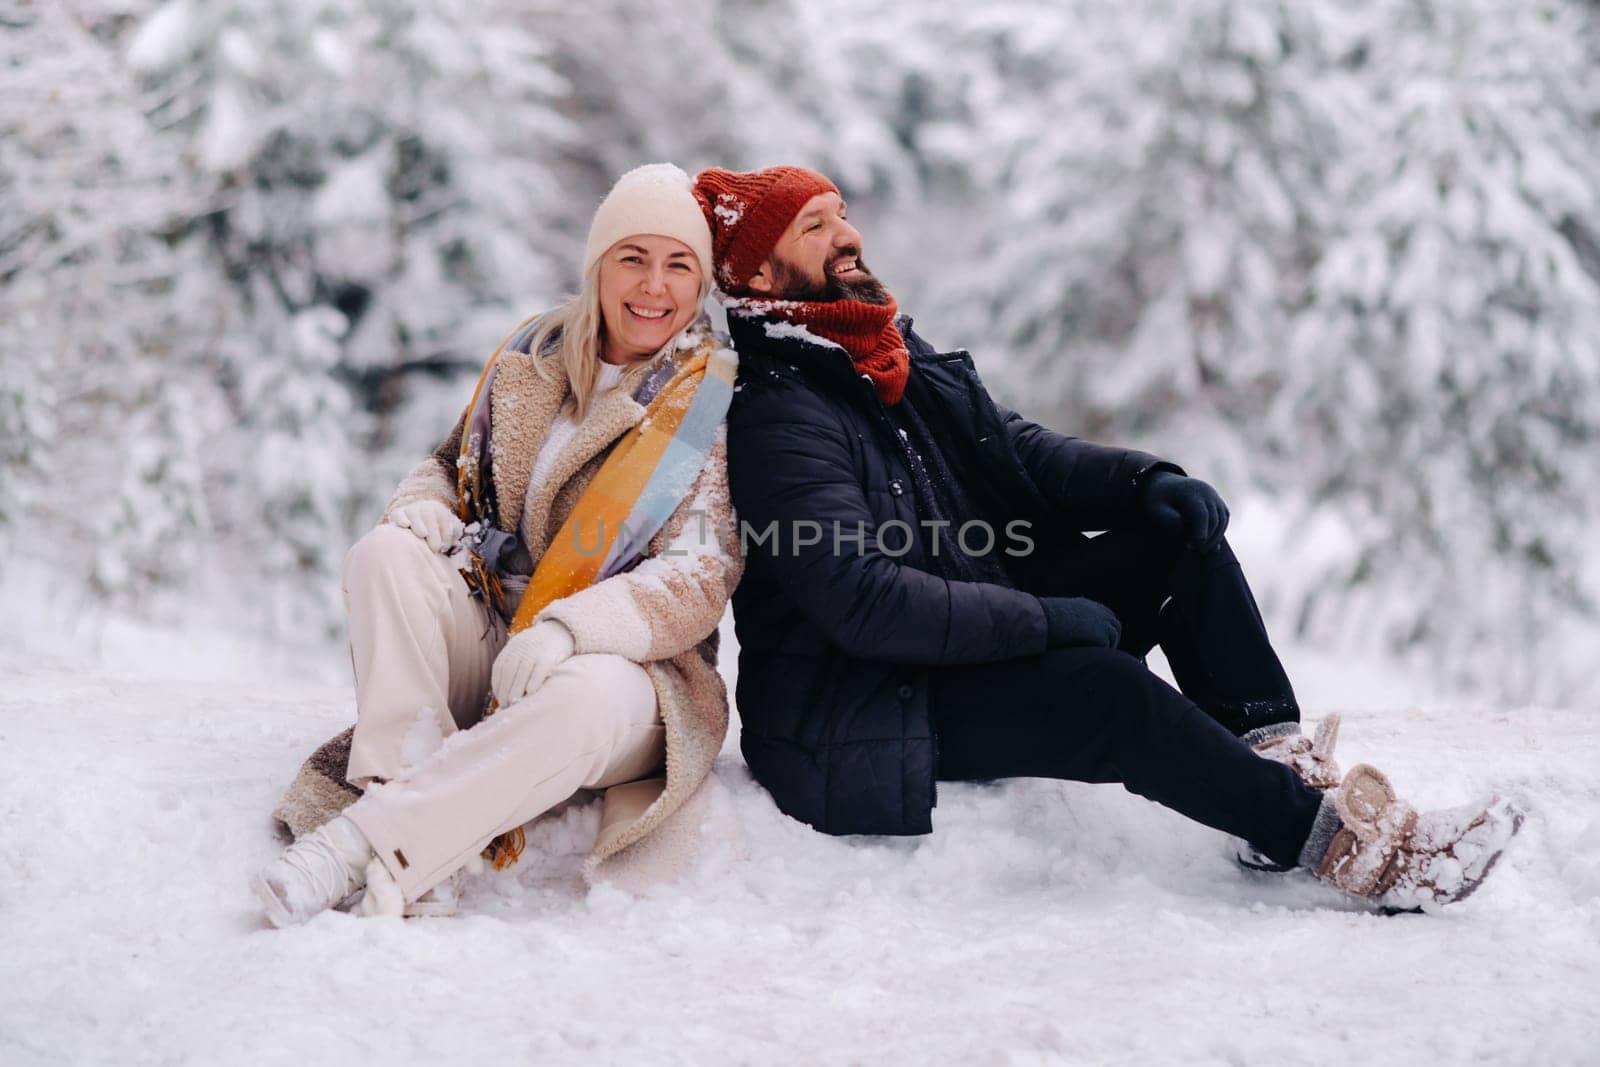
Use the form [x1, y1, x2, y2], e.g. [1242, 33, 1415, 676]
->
[507, 348, 710, 635]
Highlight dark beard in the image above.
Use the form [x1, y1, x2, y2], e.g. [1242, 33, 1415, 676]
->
[769, 252, 892, 305]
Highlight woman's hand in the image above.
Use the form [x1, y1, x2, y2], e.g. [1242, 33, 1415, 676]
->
[491, 620, 577, 707]
[388, 500, 464, 554]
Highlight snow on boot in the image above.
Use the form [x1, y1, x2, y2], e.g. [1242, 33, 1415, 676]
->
[1314, 763, 1524, 912]
[1381, 797, 1525, 911]
[253, 815, 374, 928]
[1247, 714, 1342, 790]
[1234, 714, 1344, 872]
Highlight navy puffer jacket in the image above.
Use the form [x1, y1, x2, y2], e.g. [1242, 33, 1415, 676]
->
[727, 315, 1169, 835]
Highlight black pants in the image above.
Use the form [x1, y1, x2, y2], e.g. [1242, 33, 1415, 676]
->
[1017, 528, 1299, 736]
[931, 533, 1320, 868]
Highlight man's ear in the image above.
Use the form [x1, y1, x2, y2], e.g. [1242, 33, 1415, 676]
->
[747, 262, 773, 294]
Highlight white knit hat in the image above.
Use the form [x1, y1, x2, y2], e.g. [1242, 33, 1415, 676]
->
[581, 163, 714, 284]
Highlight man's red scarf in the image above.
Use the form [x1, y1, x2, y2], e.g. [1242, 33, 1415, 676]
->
[729, 294, 909, 405]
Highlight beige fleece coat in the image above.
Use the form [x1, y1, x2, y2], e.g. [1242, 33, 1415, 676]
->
[274, 328, 743, 884]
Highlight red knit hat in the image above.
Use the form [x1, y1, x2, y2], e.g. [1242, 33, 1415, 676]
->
[692, 166, 839, 291]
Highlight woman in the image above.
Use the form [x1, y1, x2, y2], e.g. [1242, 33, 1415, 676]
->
[255, 163, 741, 926]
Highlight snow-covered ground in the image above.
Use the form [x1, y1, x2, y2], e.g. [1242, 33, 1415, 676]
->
[2, 604, 1598, 1065]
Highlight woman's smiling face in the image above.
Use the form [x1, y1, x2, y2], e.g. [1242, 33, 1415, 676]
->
[597, 234, 703, 364]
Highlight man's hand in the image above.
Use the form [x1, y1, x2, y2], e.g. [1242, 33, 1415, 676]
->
[1039, 596, 1122, 649]
[1140, 471, 1229, 553]
[491, 620, 577, 707]
[388, 500, 464, 554]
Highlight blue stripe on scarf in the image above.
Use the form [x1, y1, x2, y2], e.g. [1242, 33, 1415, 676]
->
[598, 350, 736, 576]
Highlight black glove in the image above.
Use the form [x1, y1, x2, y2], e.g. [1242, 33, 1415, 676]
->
[1140, 471, 1229, 552]
[1039, 596, 1122, 649]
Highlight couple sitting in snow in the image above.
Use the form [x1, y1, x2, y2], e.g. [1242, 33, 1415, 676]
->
[255, 164, 1520, 926]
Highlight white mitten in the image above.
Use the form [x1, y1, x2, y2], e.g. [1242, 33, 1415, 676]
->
[388, 500, 464, 554]
[491, 620, 576, 706]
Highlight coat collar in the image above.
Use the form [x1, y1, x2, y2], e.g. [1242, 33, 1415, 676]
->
[730, 310, 958, 406]
[486, 352, 563, 531]
[488, 351, 647, 555]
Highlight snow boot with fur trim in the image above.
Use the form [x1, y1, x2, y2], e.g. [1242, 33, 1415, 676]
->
[355, 862, 461, 919]
[1312, 763, 1524, 911]
[253, 815, 374, 927]
[1235, 714, 1344, 872]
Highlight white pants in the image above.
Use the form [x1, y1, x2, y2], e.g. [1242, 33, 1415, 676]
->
[338, 525, 665, 900]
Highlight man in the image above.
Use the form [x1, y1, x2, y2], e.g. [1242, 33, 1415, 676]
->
[694, 165, 1519, 910]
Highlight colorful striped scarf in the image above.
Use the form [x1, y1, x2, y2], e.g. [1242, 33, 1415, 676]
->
[455, 313, 737, 635]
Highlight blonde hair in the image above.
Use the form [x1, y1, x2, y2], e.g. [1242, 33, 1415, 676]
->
[529, 253, 711, 422]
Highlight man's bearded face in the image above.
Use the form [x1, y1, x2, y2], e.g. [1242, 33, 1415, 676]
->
[767, 247, 891, 305]
[753, 190, 891, 305]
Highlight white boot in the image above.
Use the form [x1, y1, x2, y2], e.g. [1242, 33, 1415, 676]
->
[405, 854, 483, 918]
[357, 856, 405, 918]
[253, 816, 374, 928]
[357, 861, 461, 919]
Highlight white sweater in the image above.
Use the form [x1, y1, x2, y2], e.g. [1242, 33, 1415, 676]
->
[527, 360, 627, 494]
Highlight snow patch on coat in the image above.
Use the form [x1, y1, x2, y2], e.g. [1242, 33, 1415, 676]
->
[762, 320, 844, 350]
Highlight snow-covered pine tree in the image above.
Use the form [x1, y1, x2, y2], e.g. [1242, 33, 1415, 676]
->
[112, 0, 580, 633]
[0, 337, 50, 540]
[553, 0, 917, 213]
[897, 0, 1339, 481]
[1279, 0, 1600, 701]
[0, 0, 216, 597]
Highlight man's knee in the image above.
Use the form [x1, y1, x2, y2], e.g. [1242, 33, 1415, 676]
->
[1040, 644, 1148, 679]
[1040, 646, 1187, 724]
[1180, 533, 1239, 571]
